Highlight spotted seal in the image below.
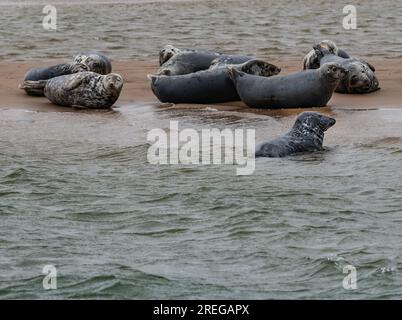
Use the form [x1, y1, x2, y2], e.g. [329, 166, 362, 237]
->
[208, 55, 256, 69]
[255, 112, 336, 157]
[149, 59, 281, 104]
[19, 51, 112, 96]
[229, 62, 348, 108]
[303, 40, 350, 70]
[312, 45, 379, 94]
[40, 71, 123, 109]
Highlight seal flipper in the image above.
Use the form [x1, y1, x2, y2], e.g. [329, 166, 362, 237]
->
[19, 80, 48, 96]
[65, 73, 90, 91]
[227, 68, 246, 82]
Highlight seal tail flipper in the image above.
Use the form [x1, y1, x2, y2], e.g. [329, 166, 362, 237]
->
[147, 74, 158, 86]
[18, 80, 48, 96]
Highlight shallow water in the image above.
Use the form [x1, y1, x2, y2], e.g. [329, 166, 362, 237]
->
[2, 0, 402, 300]
[1, 106, 402, 299]
[0, 0, 402, 61]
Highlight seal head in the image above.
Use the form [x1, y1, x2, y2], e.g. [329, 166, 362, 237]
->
[159, 45, 182, 66]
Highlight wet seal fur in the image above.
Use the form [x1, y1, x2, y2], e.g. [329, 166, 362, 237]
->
[312, 44, 379, 94]
[229, 63, 348, 108]
[255, 112, 336, 157]
[19, 51, 112, 96]
[149, 59, 281, 104]
[42, 71, 123, 109]
[303, 40, 350, 70]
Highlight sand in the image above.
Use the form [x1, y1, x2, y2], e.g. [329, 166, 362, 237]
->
[1, 58, 401, 114]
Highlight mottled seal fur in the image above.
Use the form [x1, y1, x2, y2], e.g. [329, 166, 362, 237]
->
[208, 55, 256, 69]
[312, 45, 379, 94]
[303, 40, 350, 70]
[43, 71, 123, 109]
[73, 51, 112, 75]
[229, 63, 348, 108]
[255, 112, 336, 157]
[20, 51, 112, 96]
[159, 45, 183, 66]
[149, 59, 281, 104]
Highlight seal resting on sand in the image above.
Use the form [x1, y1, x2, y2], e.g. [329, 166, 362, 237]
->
[311, 45, 380, 94]
[208, 55, 256, 69]
[255, 112, 336, 157]
[229, 63, 348, 108]
[39, 71, 123, 109]
[157, 49, 222, 76]
[303, 40, 350, 70]
[20, 51, 112, 96]
[149, 59, 281, 104]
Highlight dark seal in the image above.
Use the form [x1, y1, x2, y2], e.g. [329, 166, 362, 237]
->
[303, 40, 350, 70]
[229, 62, 348, 108]
[20, 51, 112, 96]
[312, 45, 379, 94]
[255, 112, 336, 158]
[157, 49, 222, 76]
[43, 71, 123, 109]
[149, 59, 281, 104]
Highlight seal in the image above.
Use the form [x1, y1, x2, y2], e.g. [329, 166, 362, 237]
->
[20, 51, 112, 96]
[208, 55, 256, 69]
[229, 62, 348, 108]
[41, 71, 123, 109]
[73, 51, 112, 75]
[149, 59, 281, 104]
[312, 45, 380, 94]
[157, 50, 222, 76]
[303, 40, 350, 70]
[159, 45, 183, 66]
[255, 112, 336, 158]
[19, 63, 87, 96]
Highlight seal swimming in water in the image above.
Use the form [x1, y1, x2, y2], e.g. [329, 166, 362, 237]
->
[311, 45, 379, 94]
[149, 59, 281, 104]
[303, 40, 350, 70]
[229, 62, 348, 108]
[255, 112, 336, 157]
[40, 71, 123, 109]
[19, 51, 112, 96]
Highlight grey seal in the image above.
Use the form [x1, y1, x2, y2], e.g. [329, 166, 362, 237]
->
[208, 55, 256, 69]
[159, 45, 183, 66]
[255, 112, 336, 157]
[149, 59, 281, 104]
[312, 45, 379, 94]
[73, 51, 112, 75]
[157, 49, 222, 75]
[41, 71, 123, 109]
[303, 40, 350, 70]
[229, 62, 348, 108]
[20, 51, 112, 96]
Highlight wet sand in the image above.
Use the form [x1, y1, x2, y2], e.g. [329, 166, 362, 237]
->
[1, 58, 401, 114]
